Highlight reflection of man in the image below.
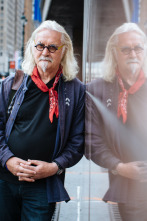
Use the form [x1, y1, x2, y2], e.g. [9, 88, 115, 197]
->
[0, 20, 84, 220]
[86, 23, 147, 221]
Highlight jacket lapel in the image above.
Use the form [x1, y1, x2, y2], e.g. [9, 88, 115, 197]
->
[103, 77, 119, 114]
[58, 77, 65, 148]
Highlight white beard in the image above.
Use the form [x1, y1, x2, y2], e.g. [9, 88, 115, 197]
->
[129, 63, 138, 75]
[40, 61, 49, 73]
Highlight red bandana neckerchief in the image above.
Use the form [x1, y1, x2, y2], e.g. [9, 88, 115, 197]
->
[116, 69, 146, 124]
[31, 66, 62, 123]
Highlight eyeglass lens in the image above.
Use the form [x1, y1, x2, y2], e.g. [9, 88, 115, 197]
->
[121, 46, 144, 55]
[35, 44, 57, 53]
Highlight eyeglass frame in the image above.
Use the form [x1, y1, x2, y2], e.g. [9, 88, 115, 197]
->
[116, 45, 144, 55]
[34, 41, 65, 53]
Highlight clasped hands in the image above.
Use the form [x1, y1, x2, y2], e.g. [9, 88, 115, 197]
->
[116, 161, 147, 182]
[6, 157, 58, 182]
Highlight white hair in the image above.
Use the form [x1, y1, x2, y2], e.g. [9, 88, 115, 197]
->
[101, 23, 147, 82]
[22, 20, 79, 81]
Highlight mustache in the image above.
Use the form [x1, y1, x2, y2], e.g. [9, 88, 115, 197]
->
[126, 59, 139, 64]
[39, 56, 53, 63]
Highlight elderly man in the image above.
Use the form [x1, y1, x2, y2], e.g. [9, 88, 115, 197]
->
[86, 23, 147, 221]
[0, 20, 84, 220]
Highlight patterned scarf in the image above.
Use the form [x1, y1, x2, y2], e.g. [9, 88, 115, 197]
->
[31, 66, 62, 123]
[116, 69, 146, 124]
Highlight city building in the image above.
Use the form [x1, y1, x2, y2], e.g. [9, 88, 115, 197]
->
[33, 0, 42, 28]
[0, 0, 34, 76]
[24, 0, 35, 44]
[0, 0, 24, 74]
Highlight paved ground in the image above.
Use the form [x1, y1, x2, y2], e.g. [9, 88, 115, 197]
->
[57, 156, 111, 221]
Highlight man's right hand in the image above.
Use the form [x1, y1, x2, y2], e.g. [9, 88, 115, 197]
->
[6, 157, 36, 181]
[116, 161, 147, 182]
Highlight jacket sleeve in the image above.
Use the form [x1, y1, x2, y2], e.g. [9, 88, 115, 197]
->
[0, 78, 14, 167]
[53, 82, 85, 169]
[85, 81, 121, 170]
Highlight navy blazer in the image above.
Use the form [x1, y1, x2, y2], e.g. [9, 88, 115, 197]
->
[0, 72, 85, 202]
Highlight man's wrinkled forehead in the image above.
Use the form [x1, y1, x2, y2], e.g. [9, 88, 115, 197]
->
[35, 29, 62, 43]
[117, 31, 145, 46]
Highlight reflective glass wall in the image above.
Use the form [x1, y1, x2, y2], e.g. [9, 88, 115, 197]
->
[82, 0, 147, 220]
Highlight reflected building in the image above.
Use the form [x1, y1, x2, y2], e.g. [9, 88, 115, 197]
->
[84, 0, 147, 83]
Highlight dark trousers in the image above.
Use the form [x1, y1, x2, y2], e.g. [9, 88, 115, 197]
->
[0, 179, 56, 221]
[118, 201, 147, 221]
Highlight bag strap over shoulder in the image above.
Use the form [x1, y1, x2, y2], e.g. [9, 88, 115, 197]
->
[6, 70, 25, 120]
[12, 69, 25, 90]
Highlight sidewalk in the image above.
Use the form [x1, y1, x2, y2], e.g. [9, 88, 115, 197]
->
[56, 157, 112, 221]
